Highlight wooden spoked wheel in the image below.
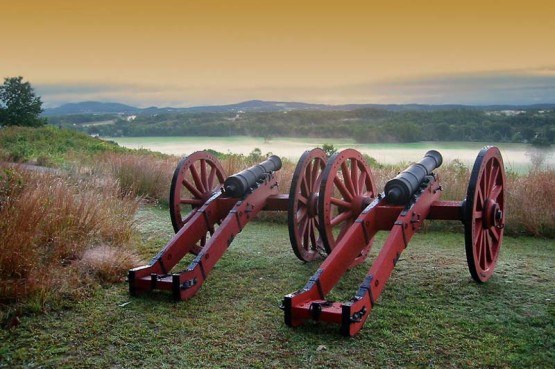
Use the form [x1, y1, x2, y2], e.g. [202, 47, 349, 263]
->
[288, 148, 328, 262]
[464, 146, 506, 283]
[169, 151, 226, 244]
[318, 149, 377, 262]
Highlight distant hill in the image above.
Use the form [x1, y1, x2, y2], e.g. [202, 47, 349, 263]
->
[43, 101, 141, 116]
[43, 99, 555, 116]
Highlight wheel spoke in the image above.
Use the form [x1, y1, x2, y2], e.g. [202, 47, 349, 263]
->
[200, 160, 208, 190]
[489, 227, 500, 243]
[182, 178, 203, 199]
[476, 186, 483, 207]
[487, 162, 496, 194]
[351, 161, 359, 194]
[490, 185, 502, 202]
[330, 196, 352, 209]
[341, 161, 355, 196]
[297, 207, 308, 223]
[305, 161, 314, 189]
[331, 210, 353, 226]
[333, 176, 353, 201]
[311, 160, 321, 190]
[180, 198, 203, 205]
[358, 169, 368, 196]
[297, 194, 308, 205]
[473, 210, 482, 219]
[488, 165, 500, 195]
[483, 229, 492, 267]
[481, 229, 489, 269]
[302, 218, 310, 246]
[483, 162, 491, 194]
[190, 165, 206, 193]
[309, 219, 317, 250]
[207, 165, 217, 189]
[485, 230, 494, 264]
[301, 177, 310, 197]
[475, 227, 483, 264]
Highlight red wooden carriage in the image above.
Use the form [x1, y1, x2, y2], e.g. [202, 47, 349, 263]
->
[129, 146, 505, 336]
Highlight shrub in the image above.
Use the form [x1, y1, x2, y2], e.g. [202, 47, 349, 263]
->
[0, 165, 140, 321]
[505, 169, 555, 237]
[0, 126, 127, 165]
[97, 153, 177, 204]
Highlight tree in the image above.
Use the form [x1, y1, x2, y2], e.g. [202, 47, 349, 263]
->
[321, 143, 337, 156]
[0, 76, 46, 127]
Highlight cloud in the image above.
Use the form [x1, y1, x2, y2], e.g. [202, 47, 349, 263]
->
[36, 67, 555, 107]
[35, 82, 193, 108]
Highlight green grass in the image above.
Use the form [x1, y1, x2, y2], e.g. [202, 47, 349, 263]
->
[0, 126, 168, 168]
[1, 205, 553, 368]
[0, 126, 128, 166]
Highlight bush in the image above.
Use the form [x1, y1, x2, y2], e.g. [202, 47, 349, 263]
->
[97, 153, 177, 204]
[506, 169, 555, 237]
[0, 165, 140, 321]
[0, 126, 127, 165]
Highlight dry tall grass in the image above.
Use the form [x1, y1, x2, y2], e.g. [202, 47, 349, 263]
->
[1, 148, 552, 325]
[229, 154, 554, 238]
[0, 165, 140, 317]
[95, 153, 177, 203]
[506, 169, 555, 237]
[93, 149, 554, 237]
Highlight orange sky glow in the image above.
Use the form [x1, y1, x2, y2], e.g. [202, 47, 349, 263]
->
[1, 0, 554, 107]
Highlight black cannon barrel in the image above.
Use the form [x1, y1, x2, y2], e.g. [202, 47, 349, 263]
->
[224, 155, 282, 197]
[384, 150, 443, 205]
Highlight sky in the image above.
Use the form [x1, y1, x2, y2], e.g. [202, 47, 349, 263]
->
[1, 0, 555, 107]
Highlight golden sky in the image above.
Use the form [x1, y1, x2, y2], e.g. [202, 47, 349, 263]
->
[1, 0, 554, 106]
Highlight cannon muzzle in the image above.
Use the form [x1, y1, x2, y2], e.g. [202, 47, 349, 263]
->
[224, 155, 282, 197]
[384, 150, 443, 205]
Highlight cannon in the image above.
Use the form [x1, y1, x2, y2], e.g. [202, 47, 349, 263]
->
[128, 149, 332, 300]
[282, 146, 506, 336]
[128, 146, 506, 337]
[384, 150, 443, 204]
[223, 155, 282, 197]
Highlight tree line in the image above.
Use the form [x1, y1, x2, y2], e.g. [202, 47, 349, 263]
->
[2, 75, 553, 146]
[77, 108, 555, 146]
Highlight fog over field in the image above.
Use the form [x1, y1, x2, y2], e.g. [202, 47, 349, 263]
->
[109, 136, 554, 172]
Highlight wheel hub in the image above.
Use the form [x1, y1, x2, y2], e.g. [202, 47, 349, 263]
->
[482, 198, 502, 229]
[351, 195, 372, 214]
[307, 193, 319, 217]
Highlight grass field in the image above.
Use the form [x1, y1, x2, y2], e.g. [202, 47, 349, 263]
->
[1, 205, 553, 369]
[108, 136, 555, 173]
